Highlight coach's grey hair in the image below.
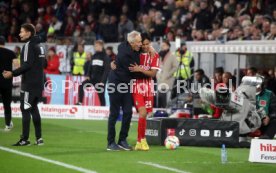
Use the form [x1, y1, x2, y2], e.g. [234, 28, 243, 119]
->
[127, 31, 141, 43]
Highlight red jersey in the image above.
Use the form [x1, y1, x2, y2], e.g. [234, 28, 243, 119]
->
[132, 52, 160, 97]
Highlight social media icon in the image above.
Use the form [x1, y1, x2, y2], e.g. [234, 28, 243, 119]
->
[225, 131, 233, 137]
[179, 129, 185, 136]
[189, 129, 196, 136]
[214, 130, 221, 137]
[200, 130, 210, 137]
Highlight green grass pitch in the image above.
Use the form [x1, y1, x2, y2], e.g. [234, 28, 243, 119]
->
[0, 118, 275, 173]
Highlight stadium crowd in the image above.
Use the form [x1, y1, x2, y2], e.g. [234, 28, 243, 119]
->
[1, 0, 276, 44]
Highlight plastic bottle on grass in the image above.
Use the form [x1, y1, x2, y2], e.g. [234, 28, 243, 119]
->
[221, 144, 228, 164]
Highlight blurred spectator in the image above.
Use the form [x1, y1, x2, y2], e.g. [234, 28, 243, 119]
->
[99, 15, 118, 42]
[67, 0, 80, 19]
[48, 16, 63, 36]
[71, 44, 86, 75]
[118, 14, 134, 41]
[53, 0, 67, 21]
[266, 22, 276, 40]
[83, 51, 92, 76]
[171, 41, 194, 99]
[195, 0, 213, 30]
[149, 11, 166, 40]
[105, 46, 116, 62]
[62, 16, 75, 36]
[1, 0, 276, 43]
[222, 72, 235, 91]
[44, 6, 53, 25]
[44, 47, 60, 74]
[214, 67, 224, 85]
[156, 40, 178, 108]
[19, 2, 34, 24]
[36, 23, 47, 42]
[82, 25, 96, 45]
[247, 67, 258, 76]
[192, 69, 211, 90]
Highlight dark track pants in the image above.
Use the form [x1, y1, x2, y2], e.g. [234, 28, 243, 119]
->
[107, 90, 133, 145]
[0, 87, 12, 126]
[20, 91, 42, 140]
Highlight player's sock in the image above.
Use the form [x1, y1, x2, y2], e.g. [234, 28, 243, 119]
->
[137, 117, 143, 142]
[140, 116, 146, 139]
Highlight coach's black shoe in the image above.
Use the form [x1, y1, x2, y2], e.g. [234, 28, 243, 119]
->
[107, 142, 121, 151]
[13, 139, 31, 146]
[35, 138, 44, 146]
[118, 140, 132, 151]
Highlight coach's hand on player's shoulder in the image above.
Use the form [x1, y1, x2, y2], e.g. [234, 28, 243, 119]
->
[2, 70, 13, 79]
[110, 61, 116, 70]
[129, 63, 142, 72]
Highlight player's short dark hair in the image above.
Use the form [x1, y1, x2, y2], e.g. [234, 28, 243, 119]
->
[21, 23, 36, 37]
[141, 33, 151, 42]
[0, 36, 5, 45]
[195, 69, 205, 75]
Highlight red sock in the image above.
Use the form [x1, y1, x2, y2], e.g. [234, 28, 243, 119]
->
[141, 117, 146, 139]
[138, 117, 146, 142]
[137, 117, 142, 142]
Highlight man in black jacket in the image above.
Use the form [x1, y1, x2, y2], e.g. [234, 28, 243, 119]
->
[0, 36, 16, 131]
[107, 31, 142, 151]
[77, 40, 110, 106]
[3, 23, 45, 146]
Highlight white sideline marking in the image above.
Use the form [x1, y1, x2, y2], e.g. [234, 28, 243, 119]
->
[0, 146, 96, 173]
[138, 161, 191, 173]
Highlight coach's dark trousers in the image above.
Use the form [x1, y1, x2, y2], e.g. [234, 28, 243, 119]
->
[20, 91, 42, 140]
[0, 87, 12, 126]
[107, 87, 133, 145]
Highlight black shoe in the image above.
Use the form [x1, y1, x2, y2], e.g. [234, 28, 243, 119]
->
[107, 142, 121, 151]
[118, 140, 132, 151]
[13, 139, 31, 146]
[35, 138, 44, 146]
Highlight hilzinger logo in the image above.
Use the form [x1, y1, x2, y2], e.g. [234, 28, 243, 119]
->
[69, 107, 78, 114]
[260, 144, 276, 152]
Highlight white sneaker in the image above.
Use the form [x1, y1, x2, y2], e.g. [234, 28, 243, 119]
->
[4, 121, 13, 131]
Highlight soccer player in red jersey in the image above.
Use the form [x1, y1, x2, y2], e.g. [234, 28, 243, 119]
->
[129, 33, 160, 151]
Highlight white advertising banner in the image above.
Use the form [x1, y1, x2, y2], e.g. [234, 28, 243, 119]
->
[0, 104, 143, 120]
[249, 139, 276, 163]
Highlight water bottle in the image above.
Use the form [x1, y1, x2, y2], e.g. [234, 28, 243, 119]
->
[221, 144, 228, 164]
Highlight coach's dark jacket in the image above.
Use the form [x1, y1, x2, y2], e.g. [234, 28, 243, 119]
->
[12, 35, 45, 94]
[108, 41, 145, 84]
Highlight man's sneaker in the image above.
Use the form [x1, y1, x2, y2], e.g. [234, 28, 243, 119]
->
[107, 142, 121, 151]
[118, 140, 132, 151]
[135, 142, 142, 151]
[13, 139, 31, 146]
[35, 138, 44, 146]
[75, 102, 82, 105]
[140, 138, 150, 151]
[4, 121, 13, 131]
